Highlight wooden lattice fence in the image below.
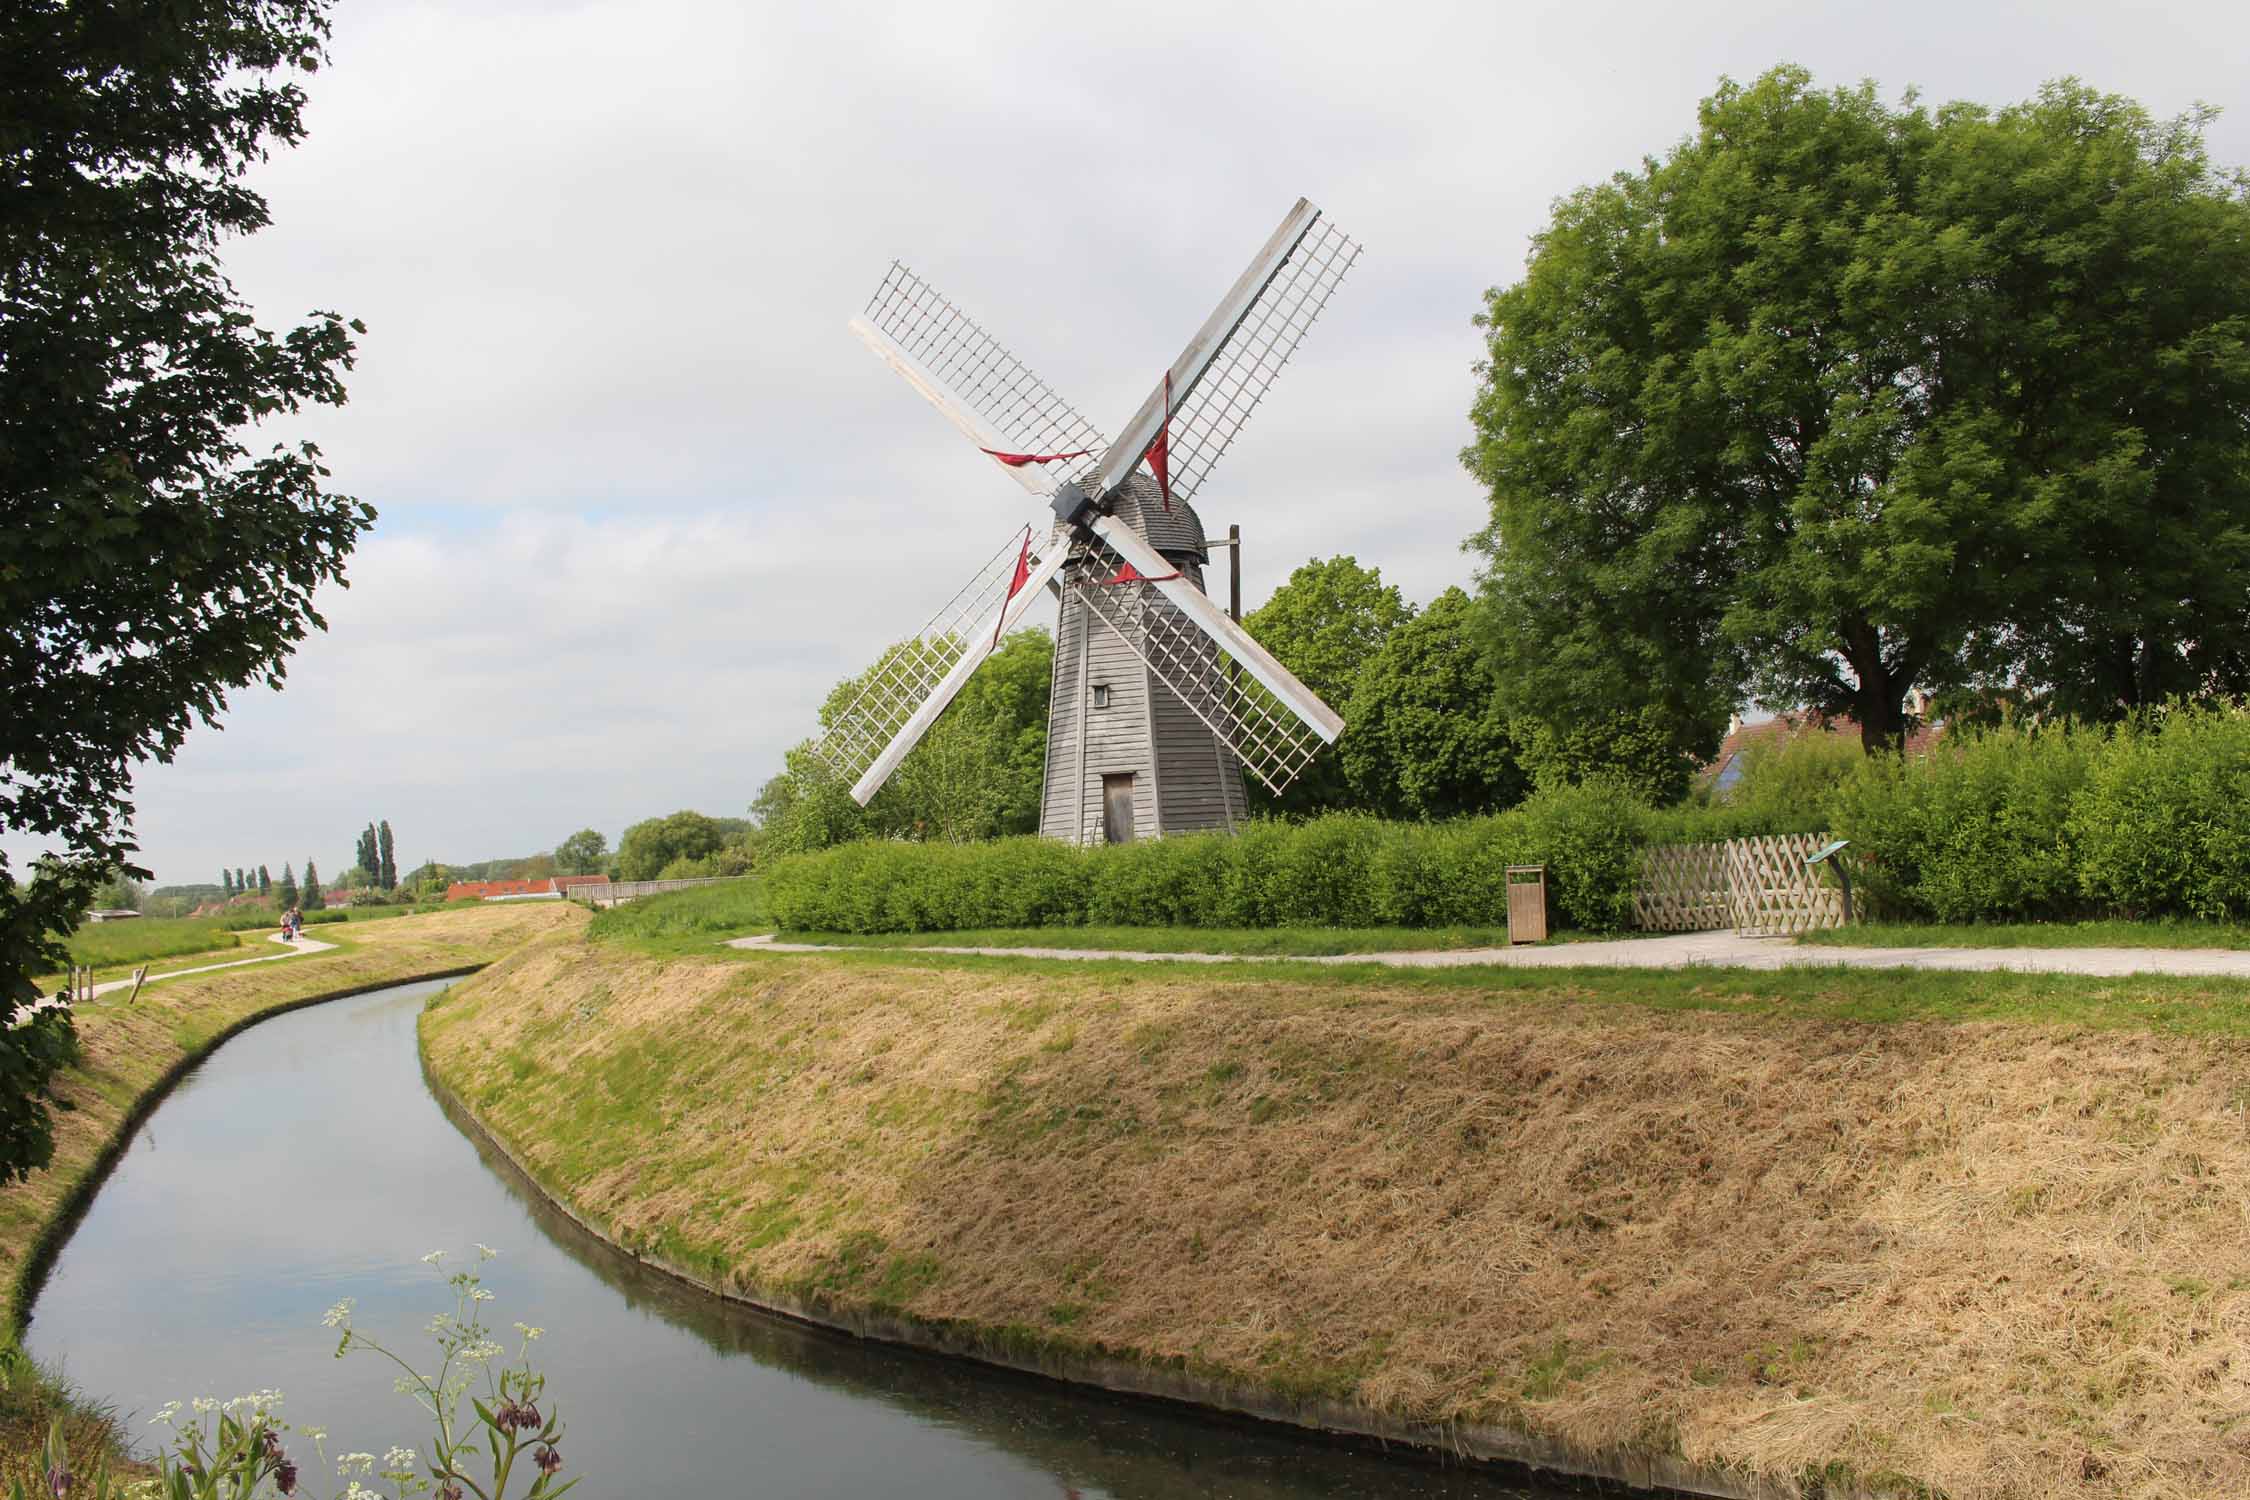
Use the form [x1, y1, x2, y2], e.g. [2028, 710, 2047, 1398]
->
[1634, 832, 1847, 935]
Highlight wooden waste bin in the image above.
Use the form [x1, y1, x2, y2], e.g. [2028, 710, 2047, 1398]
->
[1506, 865, 1548, 945]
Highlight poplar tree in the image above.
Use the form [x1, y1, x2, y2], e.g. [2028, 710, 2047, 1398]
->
[277, 863, 298, 910]
[258, 865, 271, 895]
[302, 861, 324, 910]
[222, 870, 235, 896]
[377, 821, 396, 891]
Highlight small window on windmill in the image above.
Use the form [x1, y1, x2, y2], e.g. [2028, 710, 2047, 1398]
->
[1092, 683, 1111, 710]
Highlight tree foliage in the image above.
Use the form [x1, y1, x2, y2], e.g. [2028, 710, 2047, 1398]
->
[1466, 67, 2250, 754]
[615, 811, 727, 882]
[0, 0, 367, 1180]
[1340, 588, 1524, 817]
[1243, 557, 1414, 815]
[759, 629, 1055, 854]
[377, 820, 396, 890]
[301, 860, 324, 910]
[553, 829, 607, 876]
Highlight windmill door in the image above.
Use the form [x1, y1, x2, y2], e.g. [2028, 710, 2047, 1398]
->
[1102, 774, 1137, 844]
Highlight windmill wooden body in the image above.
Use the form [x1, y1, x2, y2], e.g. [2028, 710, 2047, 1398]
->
[809, 199, 1360, 842]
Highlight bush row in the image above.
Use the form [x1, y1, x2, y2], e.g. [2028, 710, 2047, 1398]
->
[1831, 710, 2250, 923]
[764, 708, 2250, 933]
[764, 783, 1648, 934]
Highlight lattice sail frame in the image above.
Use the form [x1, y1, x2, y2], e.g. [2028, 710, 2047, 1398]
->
[1072, 538, 1324, 797]
[862, 263, 1109, 489]
[1152, 214, 1361, 509]
[804, 525, 1048, 789]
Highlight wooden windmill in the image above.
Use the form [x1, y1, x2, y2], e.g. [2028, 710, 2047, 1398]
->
[809, 198, 1360, 842]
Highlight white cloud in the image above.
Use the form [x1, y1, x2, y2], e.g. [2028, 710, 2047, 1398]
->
[23, 0, 2246, 884]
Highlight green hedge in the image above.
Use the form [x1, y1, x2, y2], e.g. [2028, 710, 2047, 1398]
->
[764, 783, 1648, 934]
[1829, 710, 2250, 923]
[764, 708, 2250, 934]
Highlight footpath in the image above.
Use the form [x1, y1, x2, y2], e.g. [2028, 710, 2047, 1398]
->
[83, 930, 339, 1000]
[731, 929, 2250, 978]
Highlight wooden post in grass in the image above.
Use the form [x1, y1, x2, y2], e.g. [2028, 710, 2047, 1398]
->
[126, 966, 149, 1005]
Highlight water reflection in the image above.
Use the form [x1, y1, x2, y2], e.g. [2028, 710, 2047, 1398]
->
[29, 982, 1573, 1499]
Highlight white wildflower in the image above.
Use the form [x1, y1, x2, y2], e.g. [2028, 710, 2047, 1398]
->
[425, 1312, 453, 1335]
[462, 1339, 504, 1363]
[513, 1323, 543, 1342]
[149, 1401, 181, 1427]
[300, 1424, 327, 1443]
[470, 1287, 494, 1303]
[322, 1297, 355, 1328]
[420, 1249, 446, 1266]
[191, 1397, 218, 1414]
[338, 1451, 376, 1477]
[383, 1446, 417, 1469]
[475, 1243, 497, 1260]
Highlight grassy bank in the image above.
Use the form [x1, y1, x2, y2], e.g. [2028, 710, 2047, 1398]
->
[0, 901, 584, 1490]
[425, 932, 2250, 1499]
[778, 924, 1527, 955]
[1802, 918, 2250, 950]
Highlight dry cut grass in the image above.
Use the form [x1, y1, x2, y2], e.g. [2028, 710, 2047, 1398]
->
[426, 936, 2250, 1500]
[0, 902, 584, 1492]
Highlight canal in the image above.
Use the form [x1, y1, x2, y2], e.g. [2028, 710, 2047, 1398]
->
[28, 979, 1579, 1498]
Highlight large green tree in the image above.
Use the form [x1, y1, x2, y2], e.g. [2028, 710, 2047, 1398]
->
[377, 820, 396, 890]
[1242, 556, 1414, 814]
[1465, 68, 2250, 753]
[553, 828, 606, 876]
[1340, 588, 1524, 818]
[615, 811, 726, 882]
[0, 0, 368, 1179]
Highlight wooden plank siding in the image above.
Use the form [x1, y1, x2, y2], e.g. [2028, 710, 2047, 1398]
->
[1039, 546, 1247, 842]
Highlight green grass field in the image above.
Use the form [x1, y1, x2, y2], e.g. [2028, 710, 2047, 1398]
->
[60, 917, 242, 968]
[585, 878, 768, 949]
[1800, 918, 2250, 950]
[717, 940, 2250, 1036]
[778, 924, 1546, 956]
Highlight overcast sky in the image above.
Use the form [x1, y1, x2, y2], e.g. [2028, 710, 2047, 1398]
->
[43, 0, 2250, 888]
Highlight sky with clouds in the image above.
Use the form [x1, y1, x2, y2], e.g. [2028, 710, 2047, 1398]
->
[42, 0, 2250, 888]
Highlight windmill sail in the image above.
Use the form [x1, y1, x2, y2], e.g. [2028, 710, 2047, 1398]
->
[806, 525, 1066, 803]
[1091, 201, 1361, 508]
[859, 262, 1109, 491]
[1075, 517, 1341, 797]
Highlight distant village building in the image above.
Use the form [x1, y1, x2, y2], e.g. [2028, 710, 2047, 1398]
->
[83, 909, 142, 923]
[444, 877, 566, 901]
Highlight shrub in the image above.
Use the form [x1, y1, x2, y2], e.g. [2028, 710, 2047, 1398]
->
[1828, 724, 2095, 922]
[2071, 708, 2250, 920]
[762, 792, 1657, 936]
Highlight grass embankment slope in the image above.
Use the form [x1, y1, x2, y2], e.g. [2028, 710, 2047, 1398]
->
[426, 922, 2250, 1500]
[0, 901, 584, 1485]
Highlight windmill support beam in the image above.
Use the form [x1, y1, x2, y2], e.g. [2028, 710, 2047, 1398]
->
[1090, 198, 1321, 498]
[1086, 514, 1343, 744]
[848, 542, 1070, 805]
[847, 317, 1058, 500]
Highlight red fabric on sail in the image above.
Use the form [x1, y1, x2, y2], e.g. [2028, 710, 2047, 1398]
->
[1093, 559, 1180, 587]
[1146, 370, 1173, 510]
[991, 528, 1034, 648]
[980, 447, 1092, 467]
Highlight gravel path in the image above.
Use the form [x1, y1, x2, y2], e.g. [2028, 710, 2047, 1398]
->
[727, 930, 2250, 978]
